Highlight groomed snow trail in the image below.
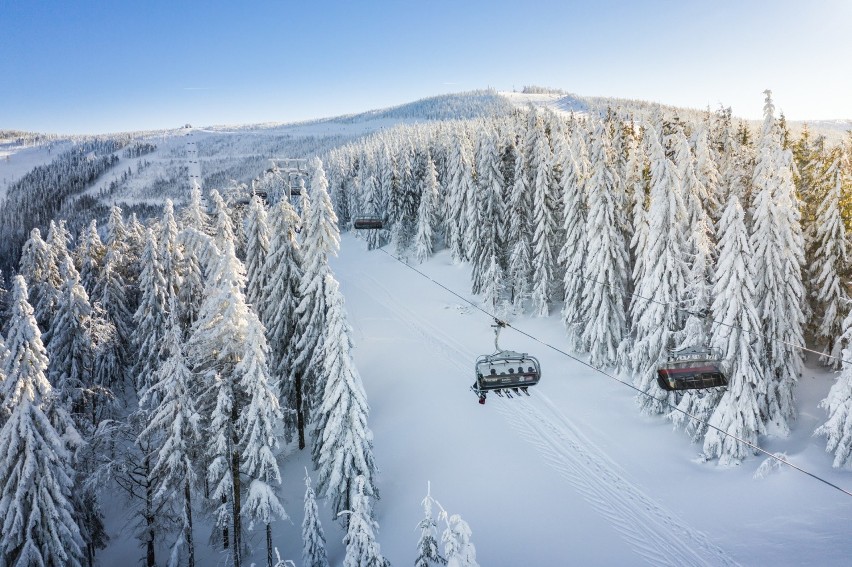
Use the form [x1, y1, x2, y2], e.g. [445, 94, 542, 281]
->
[352, 267, 738, 567]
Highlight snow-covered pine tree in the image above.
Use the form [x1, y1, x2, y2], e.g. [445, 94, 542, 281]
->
[506, 135, 533, 312]
[812, 149, 850, 368]
[132, 228, 168, 398]
[815, 305, 852, 468]
[528, 110, 556, 316]
[295, 157, 340, 452]
[415, 153, 441, 264]
[18, 227, 60, 330]
[237, 316, 287, 567]
[0, 276, 84, 567]
[360, 171, 383, 251]
[190, 239, 246, 562]
[470, 129, 505, 295]
[629, 126, 689, 414]
[340, 476, 390, 567]
[159, 199, 183, 307]
[75, 219, 105, 295]
[415, 483, 446, 567]
[313, 275, 378, 519]
[182, 183, 210, 234]
[445, 133, 474, 263]
[749, 90, 805, 435]
[210, 189, 238, 252]
[244, 195, 270, 310]
[90, 243, 133, 394]
[580, 120, 629, 367]
[559, 123, 589, 350]
[302, 472, 329, 567]
[138, 297, 200, 567]
[261, 199, 304, 446]
[176, 226, 212, 335]
[44, 256, 97, 422]
[481, 253, 505, 317]
[700, 195, 765, 461]
[439, 510, 478, 567]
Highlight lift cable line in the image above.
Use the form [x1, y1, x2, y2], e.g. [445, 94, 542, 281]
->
[374, 246, 852, 499]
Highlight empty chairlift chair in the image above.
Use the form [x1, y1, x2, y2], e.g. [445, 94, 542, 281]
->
[656, 346, 728, 391]
[353, 216, 383, 230]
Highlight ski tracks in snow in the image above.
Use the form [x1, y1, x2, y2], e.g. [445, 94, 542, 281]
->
[349, 270, 737, 567]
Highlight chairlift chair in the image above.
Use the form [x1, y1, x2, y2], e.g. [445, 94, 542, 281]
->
[472, 319, 541, 404]
[353, 216, 383, 230]
[656, 346, 728, 391]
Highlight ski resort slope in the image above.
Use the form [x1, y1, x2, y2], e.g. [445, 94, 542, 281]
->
[330, 233, 852, 566]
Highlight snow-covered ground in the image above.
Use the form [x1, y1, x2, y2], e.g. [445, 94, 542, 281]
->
[0, 140, 72, 199]
[74, 233, 852, 567]
[500, 91, 589, 117]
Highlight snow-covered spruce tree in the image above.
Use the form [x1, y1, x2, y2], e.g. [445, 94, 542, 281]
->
[90, 266, 129, 396]
[415, 154, 441, 264]
[138, 298, 200, 567]
[210, 189, 238, 252]
[481, 253, 505, 317]
[182, 182, 211, 234]
[701, 194, 765, 462]
[629, 126, 689, 414]
[0, 276, 84, 567]
[296, 157, 340, 454]
[812, 149, 850, 368]
[44, 256, 97, 421]
[749, 90, 805, 435]
[559, 123, 589, 351]
[415, 483, 446, 567]
[580, 120, 629, 367]
[528, 110, 557, 316]
[815, 305, 852, 468]
[692, 123, 722, 223]
[190, 235, 284, 566]
[360, 171, 383, 251]
[18, 227, 59, 330]
[302, 472, 329, 567]
[261, 199, 304, 445]
[159, 199, 183, 307]
[237, 316, 287, 567]
[445, 133, 474, 263]
[176, 227, 213, 335]
[314, 275, 378, 520]
[507, 135, 533, 312]
[470, 129, 505, 295]
[244, 195, 271, 309]
[340, 476, 390, 567]
[132, 228, 168, 398]
[439, 510, 478, 567]
[675, 127, 716, 352]
[75, 219, 105, 295]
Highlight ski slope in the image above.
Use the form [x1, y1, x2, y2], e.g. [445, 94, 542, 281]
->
[329, 233, 852, 566]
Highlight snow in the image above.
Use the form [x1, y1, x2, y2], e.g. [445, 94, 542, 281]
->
[328, 233, 852, 566]
[500, 91, 588, 117]
[0, 140, 72, 199]
[79, 229, 852, 567]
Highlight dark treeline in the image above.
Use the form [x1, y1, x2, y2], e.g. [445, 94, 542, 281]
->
[0, 139, 125, 275]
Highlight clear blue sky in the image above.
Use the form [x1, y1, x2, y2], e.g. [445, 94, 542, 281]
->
[1, 0, 849, 134]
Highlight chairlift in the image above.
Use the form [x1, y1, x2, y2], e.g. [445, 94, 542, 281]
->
[656, 346, 728, 391]
[353, 216, 383, 230]
[472, 319, 541, 404]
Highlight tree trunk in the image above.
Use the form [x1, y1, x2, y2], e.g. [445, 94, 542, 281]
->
[185, 480, 195, 567]
[144, 454, 156, 567]
[232, 449, 242, 567]
[266, 523, 273, 567]
[295, 371, 305, 450]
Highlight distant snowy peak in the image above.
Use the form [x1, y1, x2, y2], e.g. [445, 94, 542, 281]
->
[499, 91, 589, 116]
